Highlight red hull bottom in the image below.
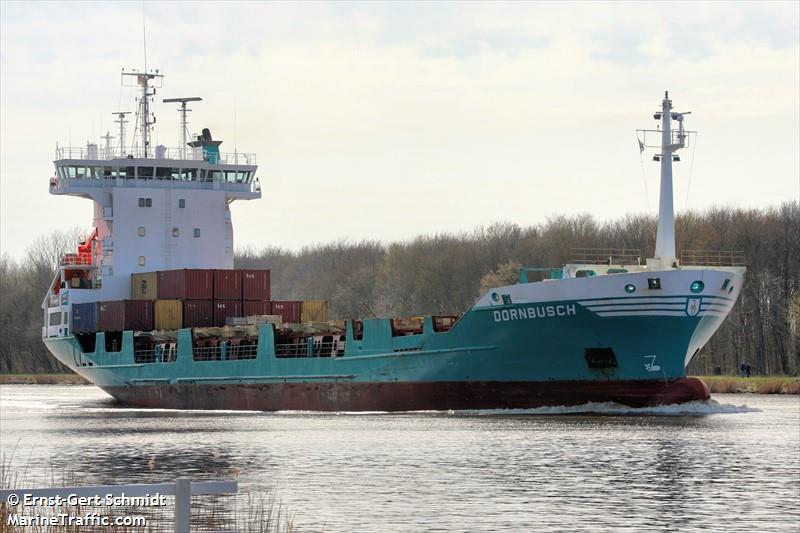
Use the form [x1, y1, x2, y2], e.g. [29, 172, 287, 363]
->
[103, 378, 710, 411]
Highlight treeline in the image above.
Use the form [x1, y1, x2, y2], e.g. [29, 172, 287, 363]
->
[1, 204, 798, 375]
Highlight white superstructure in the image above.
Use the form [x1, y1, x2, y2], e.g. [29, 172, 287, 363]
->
[43, 69, 261, 337]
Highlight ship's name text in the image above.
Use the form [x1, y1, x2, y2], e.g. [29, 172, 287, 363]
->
[493, 305, 576, 322]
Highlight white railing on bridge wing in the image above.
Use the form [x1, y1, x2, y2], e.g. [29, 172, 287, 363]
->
[0, 478, 237, 533]
[55, 145, 257, 165]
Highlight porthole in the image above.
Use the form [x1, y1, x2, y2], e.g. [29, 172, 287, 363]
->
[624, 284, 636, 293]
[491, 292, 500, 302]
[728, 286, 734, 294]
[690, 280, 704, 293]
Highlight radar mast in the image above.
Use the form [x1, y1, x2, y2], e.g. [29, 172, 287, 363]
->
[163, 97, 202, 160]
[121, 67, 163, 158]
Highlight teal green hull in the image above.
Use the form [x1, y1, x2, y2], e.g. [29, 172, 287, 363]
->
[43, 294, 730, 409]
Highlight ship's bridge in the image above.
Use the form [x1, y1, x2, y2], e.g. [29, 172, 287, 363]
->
[49, 145, 261, 201]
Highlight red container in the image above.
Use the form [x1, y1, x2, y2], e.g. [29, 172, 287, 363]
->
[242, 269, 271, 301]
[271, 300, 302, 324]
[183, 300, 213, 328]
[213, 269, 242, 300]
[243, 300, 271, 317]
[158, 269, 213, 300]
[97, 300, 154, 332]
[213, 300, 242, 327]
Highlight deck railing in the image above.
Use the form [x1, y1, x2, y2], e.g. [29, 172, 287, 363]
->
[55, 145, 256, 165]
[680, 250, 746, 267]
[570, 248, 642, 265]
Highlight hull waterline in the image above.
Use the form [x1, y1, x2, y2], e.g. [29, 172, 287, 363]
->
[102, 378, 710, 411]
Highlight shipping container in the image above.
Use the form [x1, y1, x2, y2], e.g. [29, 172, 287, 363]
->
[242, 269, 271, 300]
[154, 299, 183, 330]
[158, 269, 213, 300]
[243, 300, 271, 317]
[98, 300, 154, 332]
[213, 300, 242, 327]
[183, 300, 213, 328]
[72, 302, 97, 333]
[271, 300, 302, 324]
[131, 272, 159, 300]
[301, 300, 329, 323]
[213, 269, 242, 300]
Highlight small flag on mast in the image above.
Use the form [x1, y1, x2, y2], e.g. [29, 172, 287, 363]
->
[638, 138, 646, 153]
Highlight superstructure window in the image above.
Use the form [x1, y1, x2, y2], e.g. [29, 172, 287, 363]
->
[178, 199, 186, 208]
[138, 198, 145, 207]
[138, 226, 146, 237]
[138, 197, 153, 207]
[172, 227, 180, 238]
[138, 256, 146, 266]
[193, 228, 200, 238]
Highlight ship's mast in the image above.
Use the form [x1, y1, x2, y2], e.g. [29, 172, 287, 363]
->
[121, 68, 163, 158]
[639, 92, 692, 269]
[163, 97, 202, 160]
[113, 111, 131, 157]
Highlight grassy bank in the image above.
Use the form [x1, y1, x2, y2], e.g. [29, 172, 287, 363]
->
[697, 375, 800, 395]
[0, 373, 89, 385]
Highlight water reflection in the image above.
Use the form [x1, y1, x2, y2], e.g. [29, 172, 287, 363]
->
[1, 386, 798, 533]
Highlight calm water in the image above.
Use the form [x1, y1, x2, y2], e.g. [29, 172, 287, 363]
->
[1, 385, 798, 532]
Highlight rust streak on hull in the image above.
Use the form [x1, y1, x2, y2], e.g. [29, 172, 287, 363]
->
[103, 378, 710, 411]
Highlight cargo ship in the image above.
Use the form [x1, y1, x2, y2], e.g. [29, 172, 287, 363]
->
[41, 71, 746, 410]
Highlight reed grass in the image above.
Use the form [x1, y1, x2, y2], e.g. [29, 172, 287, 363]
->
[0, 451, 295, 532]
[697, 376, 800, 395]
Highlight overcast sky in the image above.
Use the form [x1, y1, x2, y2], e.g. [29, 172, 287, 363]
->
[1, 1, 798, 259]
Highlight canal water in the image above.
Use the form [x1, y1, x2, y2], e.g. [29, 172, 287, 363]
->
[1, 385, 798, 532]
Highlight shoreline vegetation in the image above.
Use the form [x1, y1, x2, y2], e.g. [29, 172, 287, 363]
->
[2, 206, 798, 377]
[1, 372, 798, 395]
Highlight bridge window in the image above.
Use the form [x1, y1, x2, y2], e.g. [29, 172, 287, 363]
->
[207, 170, 222, 182]
[137, 166, 154, 179]
[155, 167, 173, 180]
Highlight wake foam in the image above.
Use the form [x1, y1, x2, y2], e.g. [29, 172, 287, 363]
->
[450, 399, 761, 416]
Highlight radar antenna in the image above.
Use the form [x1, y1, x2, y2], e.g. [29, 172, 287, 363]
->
[112, 111, 131, 157]
[121, 67, 163, 158]
[163, 97, 202, 160]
